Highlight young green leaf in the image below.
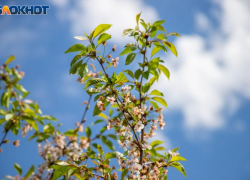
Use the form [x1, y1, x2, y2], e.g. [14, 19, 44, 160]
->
[151, 46, 161, 57]
[149, 89, 164, 96]
[163, 41, 178, 57]
[136, 12, 141, 25]
[78, 63, 88, 78]
[93, 104, 101, 116]
[98, 33, 111, 45]
[170, 162, 187, 177]
[171, 156, 187, 162]
[24, 165, 35, 178]
[5, 55, 15, 65]
[151, 140, 164, 148]
[93, 24, 112, 39]
[69, 60, 83, 75]
[134, 68, 142, 80]
[125, 53, 136, 65]
[14, 163, 22, 175]
[120, 47, 137, 56]
[84, 78, 106, 89]
[158, 64, 170, 80]
[85, 126, 92, 138]
[65, 44, 86, 53]
[165, 32, 181, 37]
[153, 20, 165, 27]
[123, 70, 134, 79]
[152, 97, 168, 107]
[123, 28, 133, 37]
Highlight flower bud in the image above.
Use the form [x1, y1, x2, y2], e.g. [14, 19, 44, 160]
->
[112, 45, 116, 52]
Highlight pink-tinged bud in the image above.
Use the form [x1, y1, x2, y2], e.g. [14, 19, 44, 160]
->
[113, 172, 118, 179]
[107, 54, 112, 58]
[0, 148, 2, 153]
[0, 66, 3, 70]
[15, 65, 20, 69]
[19, 71, 25, 78]
[83, 101, 89, 105]
[112, 45, 117, 52]
[13, 140, 20, 147]
[102, 41, 107, 45]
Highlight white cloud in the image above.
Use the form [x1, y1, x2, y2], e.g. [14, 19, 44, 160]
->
[155, 0, 250, 133]
[51, 0, 158, 44]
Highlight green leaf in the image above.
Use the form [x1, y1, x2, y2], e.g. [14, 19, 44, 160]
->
[125, 53, 136, 65]
[151, 46, 161, 57]
[41, 115, 57, 121]
[24, 165, 35, 178]
[65, 44, 86, 53]
[150, 100, 159, 109]
[5, 55, 15, 65]
[152, 97, 168, 108]
[98, 33, 111, 45]
[30, 121, 39, 131]
[163, 41, 177, 57]
[140, 19, 147, 30]
[172, 147, 180, 152]
[102, 136, 114, 150]
[120, 47, 137, 56]
[149, 89, 164, 96]
[107, 134, 117, 140]
[153, 20, 165, 27]
[158, 64, 170, 80]
[142, 82, 150, 93]
[154, 42, 167, 53]
[93, 24, 112, 39]
[123, 28, 133, 37]
[142, 71, 150, 80]
[96, 144, 104, 155]
[69, 60, 83, 74]
[51, 164, 76, 180]
[64, 130, 77, 137]
[171, 156, 187, 162]
[105, 152, 117, 159]
[98, 113, 107, 119]
[70, 55, 82, 67]
[93, 104, 101, 116]
[121, 169, 129, 180]
[165, 32, 181, 37]
[156, 33, 166, 41]
[155, 146, 166, 151]
[85, 126, 91, 138]
[150, 26, 157, 38]
[151, 140, 164, 148]
[14, 163, 22, 175]
[170, 162, 187, 177]
[136, 12, 141, 25]
[85, 78, 106, 89]
[91, 119, 104, 125]
[134, 68, 142, 80]
[78, 63, 88, 78]
[100, 125, 107, 133]
[123, 70, 134, 79]
[0, 118, 6, 125]
[86, 88, 101, 95]
[157, 25, 166, 32]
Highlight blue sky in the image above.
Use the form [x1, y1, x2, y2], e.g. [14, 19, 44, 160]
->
[0, 0, 250, 179]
